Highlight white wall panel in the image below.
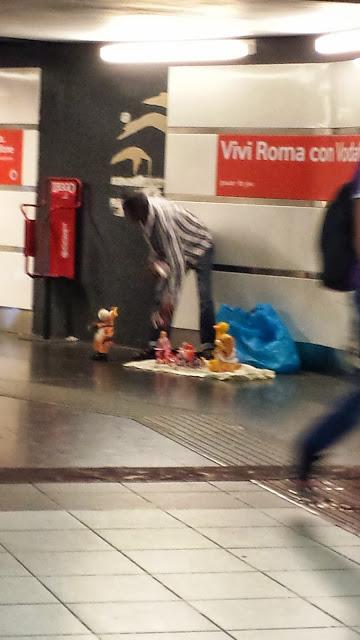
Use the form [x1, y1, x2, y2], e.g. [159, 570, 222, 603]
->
[168, 64, 332, 129]
[165, 133, 217, 196]
[0, 252, 33, 310]
[0, 191, 36, 247]
[213, 272, 350, 349]
[332, 60, 360, 128]
[22, 130, 39, 187]
[0, 69, 41, 125]
[176, 201, 322, 273]
[173, 270, 351, 349]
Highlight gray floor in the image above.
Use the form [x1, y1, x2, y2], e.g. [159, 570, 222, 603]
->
[0, 481, 360, 637]
[0, 333, 358, 468]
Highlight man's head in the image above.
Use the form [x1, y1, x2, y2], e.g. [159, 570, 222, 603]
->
[122, 191, 149, 224]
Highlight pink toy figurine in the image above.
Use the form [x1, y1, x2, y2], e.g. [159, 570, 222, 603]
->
[177, 342, 197, 367]
[155, 331, 173, 364]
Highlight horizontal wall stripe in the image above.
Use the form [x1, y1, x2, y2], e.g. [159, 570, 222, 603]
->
[213, 264, 321, 280]
[168, 127, 360, 135]
[0, 124, 38, 130]
[167, 194, 326, 208]
[0, 246, 23, 253]
[0, 185, 37, 192]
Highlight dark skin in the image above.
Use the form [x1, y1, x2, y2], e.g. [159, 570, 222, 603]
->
[123, 194, 174, 325]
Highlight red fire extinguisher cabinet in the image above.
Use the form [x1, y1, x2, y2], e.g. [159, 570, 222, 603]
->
[21, 177, 82, 279]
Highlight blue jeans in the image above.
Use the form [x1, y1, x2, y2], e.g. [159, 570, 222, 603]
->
[298, 288, 360, 481]
[150, 246, 215, 348]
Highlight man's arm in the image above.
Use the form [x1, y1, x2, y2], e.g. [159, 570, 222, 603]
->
[151, 215, 186, 307]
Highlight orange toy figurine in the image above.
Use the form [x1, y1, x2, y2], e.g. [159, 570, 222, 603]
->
[91, 307, 119, 361]
[206, 322, 240, 373]
[155, 331, 174, 364]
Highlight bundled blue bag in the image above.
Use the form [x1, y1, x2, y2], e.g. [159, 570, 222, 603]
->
[216, 304, 300, 373]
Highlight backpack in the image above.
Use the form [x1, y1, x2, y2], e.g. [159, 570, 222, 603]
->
[320, 181, 356, 291]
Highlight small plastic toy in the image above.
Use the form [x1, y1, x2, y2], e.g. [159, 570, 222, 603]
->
[206, 322, 240, 373]
[91, 306, 119, 361]
[176, 342, 201, 368]
[155, 331, 174, 364]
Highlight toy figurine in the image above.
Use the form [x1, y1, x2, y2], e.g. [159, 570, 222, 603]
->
[206, 322, 240, 373]
[91, 306, 119, 361]
[155, 331, 174, 364]
[177, 342, 201, 368]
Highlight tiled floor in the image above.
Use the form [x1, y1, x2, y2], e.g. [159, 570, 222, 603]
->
[0, 480, 360, 638]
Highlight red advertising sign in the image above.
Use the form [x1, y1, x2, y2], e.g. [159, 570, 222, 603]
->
[0, 129, 23, 186]
[217, 134, 360, 200]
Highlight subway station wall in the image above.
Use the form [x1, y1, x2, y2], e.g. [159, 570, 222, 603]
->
[167, 61, 360, 349]
[0, 68, 40, 311]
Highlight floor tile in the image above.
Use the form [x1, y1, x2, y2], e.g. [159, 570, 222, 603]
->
[72, 509, 183, 530]
[101, 528, 216, 550]
[304, 526, 360, 547]
[232, 491, 298, 509]
[146, 493, 245, 510]
[16, 550, 142, 576]
[46, 493, 153, 510]
[98, 634, 229, 640]
[69, 601, 216, 633]
[210, 482, 263, 492]
[0, 510, 84, 530]
[0, 553, 30, 576]
[310, 596, 360, 626]
[261, 508, 332, 528]
[230, 629, 359, 639]
[199, 526, 319, 549]
[190, 597, 338, 629]
[42, 574, 177, 602]
[0, 637, 96, 640]
[230, 546, 353, 571]
[0, 495, 59, 511]
[0, 486, 59, 511]
[268, 568, 360, 597]
[36, 482, 129, 494]
[0, 604, 88, 635]
[334, 547, 360, 564]
[156, 571, 294, 600]
[126, 549, 252, 573]
[0, 530, 111, 553]
[0, 576, 56, 603]
[125, 482, 220, 493]
[168, 509, 280, 528]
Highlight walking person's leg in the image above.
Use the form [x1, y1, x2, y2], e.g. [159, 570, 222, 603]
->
[298, 387, 360, 483]
[195, 246, 216, 353]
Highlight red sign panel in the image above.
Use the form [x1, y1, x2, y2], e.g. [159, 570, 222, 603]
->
[0, 130, 23, 185]
[217, 134, 360, 200]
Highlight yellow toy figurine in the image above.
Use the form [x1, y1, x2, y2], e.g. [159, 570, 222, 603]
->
[206, 321, 240, 373]
[91, 306, 119, 361]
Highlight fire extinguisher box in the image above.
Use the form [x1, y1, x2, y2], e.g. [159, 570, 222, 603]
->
[22, 177, 82, 280]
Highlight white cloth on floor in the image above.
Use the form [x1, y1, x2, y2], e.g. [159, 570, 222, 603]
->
[124, 359, 275, 381]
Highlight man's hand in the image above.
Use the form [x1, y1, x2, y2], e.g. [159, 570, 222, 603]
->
[151, 297, 174, 328]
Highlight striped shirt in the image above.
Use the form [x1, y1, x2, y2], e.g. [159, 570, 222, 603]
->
[142, 197, 213, 303]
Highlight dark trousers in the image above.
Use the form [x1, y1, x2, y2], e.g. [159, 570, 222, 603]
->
[150, 246, 216, 348]
[298, 289, 360, 481]
[298, 388, 360, 481]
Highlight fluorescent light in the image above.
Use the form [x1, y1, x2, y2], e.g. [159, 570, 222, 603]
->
[101, 14, 250, 42]
[315, 30, 360, 55]
[100, 39, 254, 64]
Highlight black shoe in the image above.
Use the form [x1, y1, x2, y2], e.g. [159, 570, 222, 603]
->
[91, 352, 108, 362]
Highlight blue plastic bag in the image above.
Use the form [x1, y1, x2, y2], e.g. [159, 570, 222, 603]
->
[216, 304, 300, 373]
